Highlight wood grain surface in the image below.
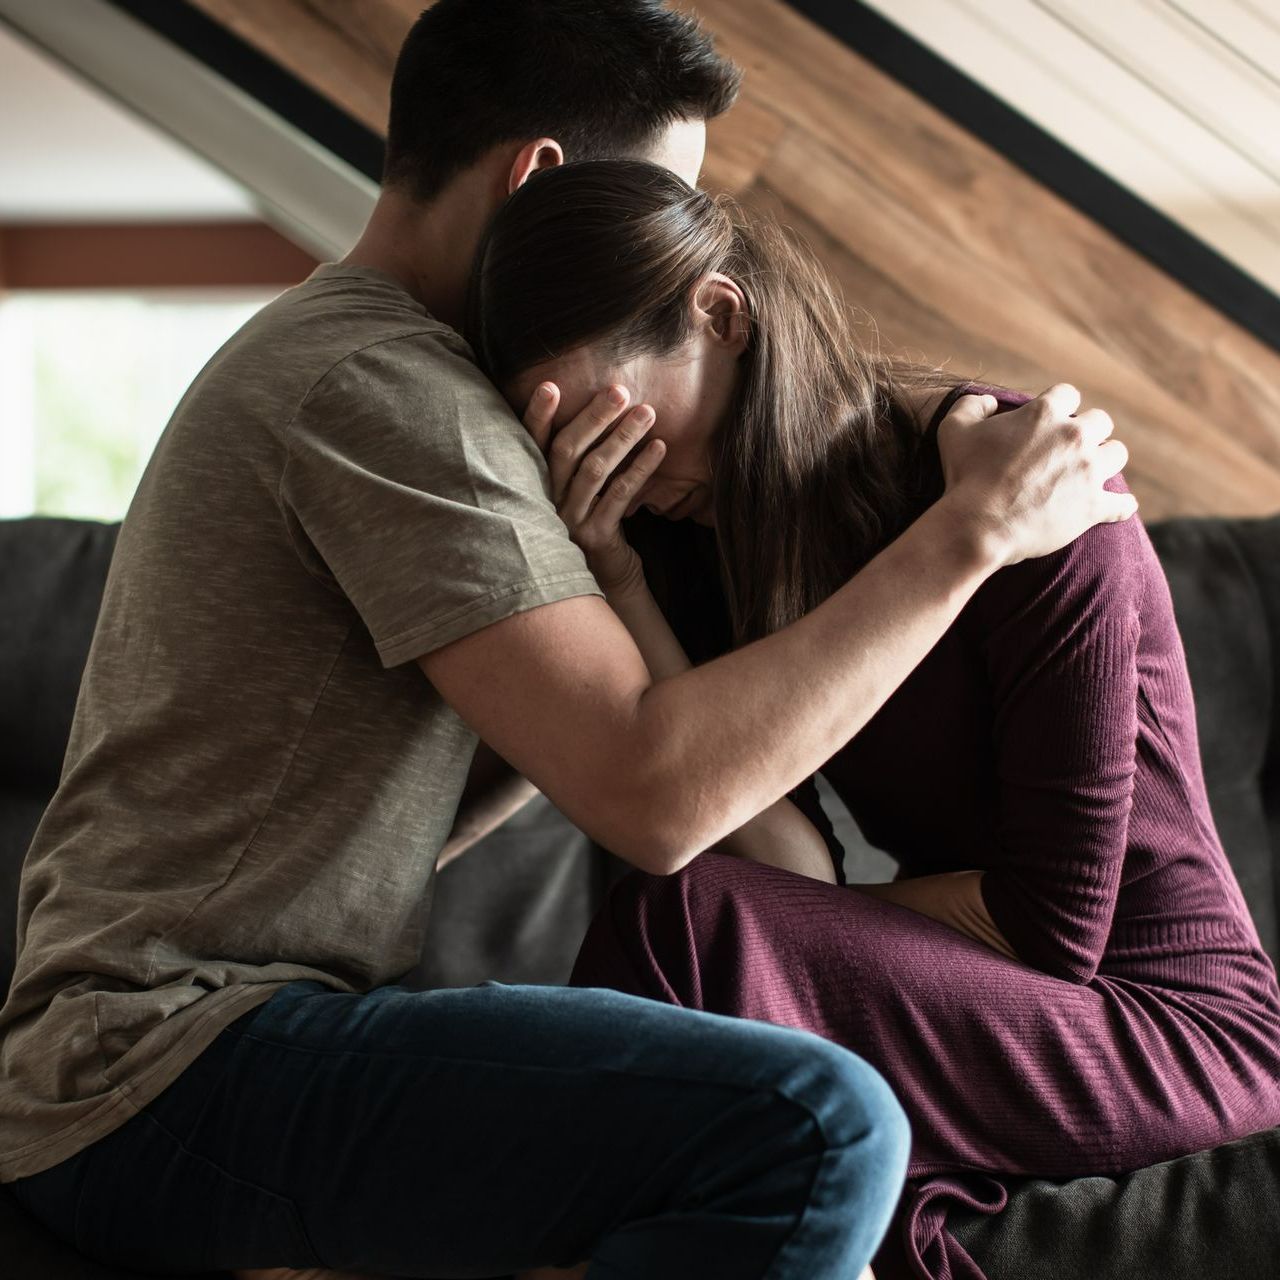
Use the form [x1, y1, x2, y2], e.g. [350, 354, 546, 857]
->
[189, 0, 1280, 518]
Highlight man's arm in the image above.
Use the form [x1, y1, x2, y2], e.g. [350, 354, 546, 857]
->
[603, 560, 839, 883]
[418, 386, 1136, 875]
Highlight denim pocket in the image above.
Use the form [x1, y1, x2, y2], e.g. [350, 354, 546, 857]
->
[73, 1108, 321, 1270]
[7, 1147, 89, 1250]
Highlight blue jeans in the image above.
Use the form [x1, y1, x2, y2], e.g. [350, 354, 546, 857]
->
[10, 979, 908, 1277]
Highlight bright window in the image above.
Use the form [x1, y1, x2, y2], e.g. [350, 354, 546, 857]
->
[0, 289, 278, 522]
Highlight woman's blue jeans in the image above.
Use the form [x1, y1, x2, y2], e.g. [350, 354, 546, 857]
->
[9, 978, 908, 1278]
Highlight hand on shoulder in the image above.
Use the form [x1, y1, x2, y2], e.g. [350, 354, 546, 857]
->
[935, 383, 1138, 569]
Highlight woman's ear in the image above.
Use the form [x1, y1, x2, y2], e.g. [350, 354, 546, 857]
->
[692, 273, 749, 356]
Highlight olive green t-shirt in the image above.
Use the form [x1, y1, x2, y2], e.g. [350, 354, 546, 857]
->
[0, 264, 601, 1181]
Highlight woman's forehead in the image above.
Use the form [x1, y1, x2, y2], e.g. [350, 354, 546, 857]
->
[527, 348, 642, 426]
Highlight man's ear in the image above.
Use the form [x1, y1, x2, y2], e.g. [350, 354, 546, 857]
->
[507, 138, 566, 194]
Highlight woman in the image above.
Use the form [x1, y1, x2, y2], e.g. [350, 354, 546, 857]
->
[465, 160, 1280, 1278]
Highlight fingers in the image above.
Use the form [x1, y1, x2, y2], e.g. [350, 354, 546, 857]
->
[548, 385, 633, 503]
[1092, 435, 1129, 480]
[522, 382, 560, 453]
[940, 392, 999, 430]
[559, 405, 656, 527]
[1038, 382, 1083, 418]
[1098, 489, 1140, 523]
[1073, 406, 1115, 446]
[586, 438, 666, 535]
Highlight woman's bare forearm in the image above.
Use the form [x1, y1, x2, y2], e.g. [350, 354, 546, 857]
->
[623, 500, 996, 864]
[609, 582, 836, 882]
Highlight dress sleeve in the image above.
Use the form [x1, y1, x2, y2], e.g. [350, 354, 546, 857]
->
[278, 328, 601, 668]
[968, 480, 1145, 984]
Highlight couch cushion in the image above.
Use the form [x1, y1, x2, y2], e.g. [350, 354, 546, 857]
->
[1233, 517, 1280, 945]
[949, 1124, 1280, 1279]
[404, 793, 621, 991]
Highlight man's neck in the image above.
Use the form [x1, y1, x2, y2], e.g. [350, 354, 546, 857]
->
[341, 184, 491, 331]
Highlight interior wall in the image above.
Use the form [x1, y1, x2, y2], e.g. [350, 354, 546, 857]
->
[187, 0, 1280, 520]
[0, 222, 316, 289]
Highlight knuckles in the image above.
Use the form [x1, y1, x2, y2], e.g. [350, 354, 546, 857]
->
[550, 435, 579, 465]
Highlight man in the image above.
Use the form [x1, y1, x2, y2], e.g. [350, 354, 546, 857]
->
[0, 3, 1134, 1276]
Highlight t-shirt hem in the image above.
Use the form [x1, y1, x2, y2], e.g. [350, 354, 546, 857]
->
[376, 571, 603, 668]
[0, 982, 289, 1183]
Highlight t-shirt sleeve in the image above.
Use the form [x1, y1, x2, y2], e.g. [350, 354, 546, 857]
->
[968, 477, 1145, 984]
[278, 328, 602, 667]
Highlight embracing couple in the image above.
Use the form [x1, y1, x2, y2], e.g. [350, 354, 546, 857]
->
[2, 3, 1277, 1280]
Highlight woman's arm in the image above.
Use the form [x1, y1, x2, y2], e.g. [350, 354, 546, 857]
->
[845, 495, 1142, 977]
[526, 387, 838, 883]
[970, 492, 1143, 984]
[851, 872, 1018, 959]
[838, 384, 1141, 970]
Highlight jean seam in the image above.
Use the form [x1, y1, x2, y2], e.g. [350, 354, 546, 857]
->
[129, 1107, 322, 1265]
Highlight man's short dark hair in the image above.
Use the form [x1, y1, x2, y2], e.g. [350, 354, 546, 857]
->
[384, 0, 741, 199]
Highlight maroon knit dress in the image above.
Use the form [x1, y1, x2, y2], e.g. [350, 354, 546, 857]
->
[570, 388, 1280, 1279]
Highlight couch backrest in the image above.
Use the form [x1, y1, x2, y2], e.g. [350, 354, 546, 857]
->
[1147, 517, 1279, 958]
[1, 519, 119, 998]
[1, 513, 1277, 1002]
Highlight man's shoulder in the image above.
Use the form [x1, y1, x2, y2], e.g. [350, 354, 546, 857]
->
[238, 268, 475, 392]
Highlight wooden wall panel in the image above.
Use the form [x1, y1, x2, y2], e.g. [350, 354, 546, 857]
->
[862, 0, 1280, 297]
[0, 222, 317, 289]
[187, 0, 1280, 519]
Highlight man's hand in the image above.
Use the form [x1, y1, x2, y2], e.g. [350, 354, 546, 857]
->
[937, 384, 1137, 568]
[417, 386, 1135, 872]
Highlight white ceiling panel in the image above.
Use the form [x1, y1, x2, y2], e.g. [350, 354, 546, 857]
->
[0, 24, 258, 222]
[861, 0, 1280, 296]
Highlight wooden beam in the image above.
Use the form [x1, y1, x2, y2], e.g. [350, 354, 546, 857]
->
[0, 222, 318, 290]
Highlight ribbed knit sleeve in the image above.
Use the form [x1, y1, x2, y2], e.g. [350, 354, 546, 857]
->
[969, 492, 1144, 984]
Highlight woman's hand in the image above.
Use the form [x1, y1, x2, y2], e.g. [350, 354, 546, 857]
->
[523, 381, 666, 599]
[852, 871, 1019, 961]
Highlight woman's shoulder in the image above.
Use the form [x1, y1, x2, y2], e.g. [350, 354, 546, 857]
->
[919, 380, 1031, 437]
[964, 494, 1149, 648]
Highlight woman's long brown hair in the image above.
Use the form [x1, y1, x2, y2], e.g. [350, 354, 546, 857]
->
[466, 159, 971, 642]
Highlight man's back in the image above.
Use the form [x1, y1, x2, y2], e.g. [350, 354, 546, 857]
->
[0, 265, 598, 1181]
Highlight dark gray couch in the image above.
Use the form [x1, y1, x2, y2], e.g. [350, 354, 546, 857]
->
[2, 513, 1278, 1278]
